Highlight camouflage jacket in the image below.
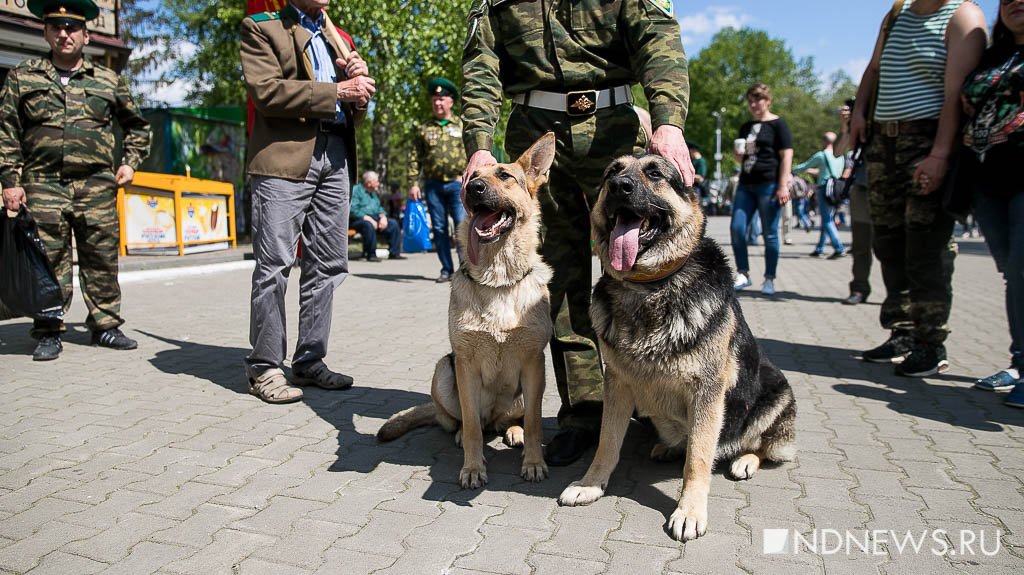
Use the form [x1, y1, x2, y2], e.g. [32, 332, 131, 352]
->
[408, 116, 467, 187]
[0, 56, 150, 187]
[461, 0, 689, 155]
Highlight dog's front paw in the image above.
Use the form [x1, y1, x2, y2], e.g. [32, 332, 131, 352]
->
[459, 463, 488, 489]
[729, 453, 761, 480]
[504, 426, 525, 447]
[558, 483, 604, 506]
[667, 498, 708, 541]
[521, 458, 548, 482]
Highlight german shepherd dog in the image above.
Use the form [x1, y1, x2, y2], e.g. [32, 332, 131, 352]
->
[558, 154, 797, 541]
[377, 134, 556, 488]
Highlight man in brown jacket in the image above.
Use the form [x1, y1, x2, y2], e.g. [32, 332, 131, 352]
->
[240, 0, 375, 404]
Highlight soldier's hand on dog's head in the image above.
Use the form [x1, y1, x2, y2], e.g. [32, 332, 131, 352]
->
[2, 186, 26, 211]
[461, 150, 498, 200]
[648, 125, 695, 187]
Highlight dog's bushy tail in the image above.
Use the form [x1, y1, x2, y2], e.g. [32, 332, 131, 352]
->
[376, 403, 437, 442]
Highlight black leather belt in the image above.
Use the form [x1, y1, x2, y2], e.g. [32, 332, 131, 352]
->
[871, 119, 938, 138]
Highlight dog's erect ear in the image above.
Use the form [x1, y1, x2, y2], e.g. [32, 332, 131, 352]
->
[517, 132, 556, 190]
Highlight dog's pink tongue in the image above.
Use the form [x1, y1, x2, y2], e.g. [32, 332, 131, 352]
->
[468, 211, 501, 266]
[610, 216, 642, 272]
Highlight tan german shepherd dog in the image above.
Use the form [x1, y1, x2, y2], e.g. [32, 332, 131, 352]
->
[377, 133, 556, 488]
[558, 154, 797, 541]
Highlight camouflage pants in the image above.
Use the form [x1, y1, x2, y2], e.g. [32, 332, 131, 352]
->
[504, 104, 646, 430]
[24, 172, 123, 337]
[865, 132, 955, 345]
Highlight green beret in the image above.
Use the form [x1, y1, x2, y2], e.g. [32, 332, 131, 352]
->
[28, 0, 99, 22]
[427, 77, 458, 100]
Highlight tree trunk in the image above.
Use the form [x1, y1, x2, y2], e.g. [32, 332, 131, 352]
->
[372, 119, 389, 182]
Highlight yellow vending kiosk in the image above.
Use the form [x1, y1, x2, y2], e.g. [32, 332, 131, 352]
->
[118, 172, 237, 256]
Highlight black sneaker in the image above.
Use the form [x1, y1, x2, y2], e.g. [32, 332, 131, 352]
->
[861, 330, 913, 363]
[895, 344, 950, 377]
[91, 327, 138, 350]
[32, 335, 62, 361]
[809, 251, 825, 258]
[828, 251, 848, 260]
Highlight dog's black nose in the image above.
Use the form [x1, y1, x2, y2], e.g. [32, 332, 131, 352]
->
[608, 175, 635, 196]
[466, 179, 487, 198]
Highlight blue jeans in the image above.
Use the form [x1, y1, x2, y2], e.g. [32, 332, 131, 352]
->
[815, 190, 845, 254]
[731, 182, 781, 279]
[974, 188, 1024, 371]
[796, 197, 812, 229]
[350, 217, 401, 257]
[424, 179, 466, 274]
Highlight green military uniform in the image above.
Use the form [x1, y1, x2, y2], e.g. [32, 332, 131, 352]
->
[0, 21, 150, 337]
[462, 0, 689, 431]
[408, 116, 467, 189]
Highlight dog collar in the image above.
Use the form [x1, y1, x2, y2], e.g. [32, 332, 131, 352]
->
[621, 255, 688, 285]
[459, 266, 531, 288]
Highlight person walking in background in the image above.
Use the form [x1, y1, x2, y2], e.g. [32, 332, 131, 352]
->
[0, 0, 151, 361]
[350, 171, 404, 262]
[849, 0, 985, 377]
[240, 0, 375, 403]
[408, 78, 466, 283]
[960, 0, 1024, 405]
[731, 82, 793, 296]
[461, 0, 694, 466]
[793, 132, 847, 259]
[791, 174, 814, 232]
[835, 103, 874, 306]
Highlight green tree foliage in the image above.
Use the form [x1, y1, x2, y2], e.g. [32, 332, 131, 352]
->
[684, 28, 857, 179]
[330, 1, 474, 183]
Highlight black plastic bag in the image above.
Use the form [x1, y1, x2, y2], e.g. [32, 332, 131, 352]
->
[0, 207, 63, 321]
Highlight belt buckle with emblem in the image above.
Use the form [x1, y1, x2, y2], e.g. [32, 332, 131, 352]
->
[566, 90, 598, 117]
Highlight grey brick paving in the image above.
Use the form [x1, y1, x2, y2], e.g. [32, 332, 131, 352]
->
[1, 217, 1022, 573]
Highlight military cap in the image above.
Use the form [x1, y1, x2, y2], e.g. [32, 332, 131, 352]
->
[427, 77, 458, 100]
[28, 0, 100, 23]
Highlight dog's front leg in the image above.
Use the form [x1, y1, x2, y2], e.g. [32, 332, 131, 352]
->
[558, 371, 634, 506]
[669, 394, 725, 541]
[520, 351, 547, 481]
[455, 357, 487, 489]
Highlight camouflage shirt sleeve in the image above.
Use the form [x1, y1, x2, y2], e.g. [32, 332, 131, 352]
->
[461, 0, 503, 156]
[408, 124, 423, 188]
[0, 69, 24, 188]
[114, 74, 151, 169]
[623, 0, 689, 130]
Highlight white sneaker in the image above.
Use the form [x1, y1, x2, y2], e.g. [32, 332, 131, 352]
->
[734, 273, 752, 290]
[761, 279, 776, 295]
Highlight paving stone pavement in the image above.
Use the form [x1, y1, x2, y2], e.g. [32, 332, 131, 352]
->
[1, 217, 1022, 574]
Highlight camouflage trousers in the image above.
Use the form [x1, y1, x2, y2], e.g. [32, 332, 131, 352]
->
[865, 131, 955, 345]
[24, 172, 123, 337]
[504, 104, 646, 430]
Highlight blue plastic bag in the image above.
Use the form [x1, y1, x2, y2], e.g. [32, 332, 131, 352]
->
[402, 199, 432, 253]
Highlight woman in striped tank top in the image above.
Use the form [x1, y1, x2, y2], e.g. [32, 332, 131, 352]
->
[849, 0, 986, 377]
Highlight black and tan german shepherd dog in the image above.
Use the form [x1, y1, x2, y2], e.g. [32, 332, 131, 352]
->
[558, 154, 797, 541]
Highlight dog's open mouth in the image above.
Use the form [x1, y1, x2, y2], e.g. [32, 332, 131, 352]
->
[468, 207, 515, 265]
[610, 211, 660, 272]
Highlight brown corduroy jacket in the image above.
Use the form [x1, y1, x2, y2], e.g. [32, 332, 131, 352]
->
[240, 4, 366, 183]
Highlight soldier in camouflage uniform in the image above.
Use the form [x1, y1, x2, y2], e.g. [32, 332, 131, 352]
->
[461, 0, 695, 465]
[409, 78, 467, 282]
[0, 0, 150, 361]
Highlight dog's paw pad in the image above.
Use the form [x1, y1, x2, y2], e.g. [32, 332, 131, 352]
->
[521, 460, 548, 482]
[504, 426, 525, 447]
[729, 453, 761, 480]
[558, 483, 604, 506]
[459, 465, 488, 489]
[668, 503, 708, 541]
